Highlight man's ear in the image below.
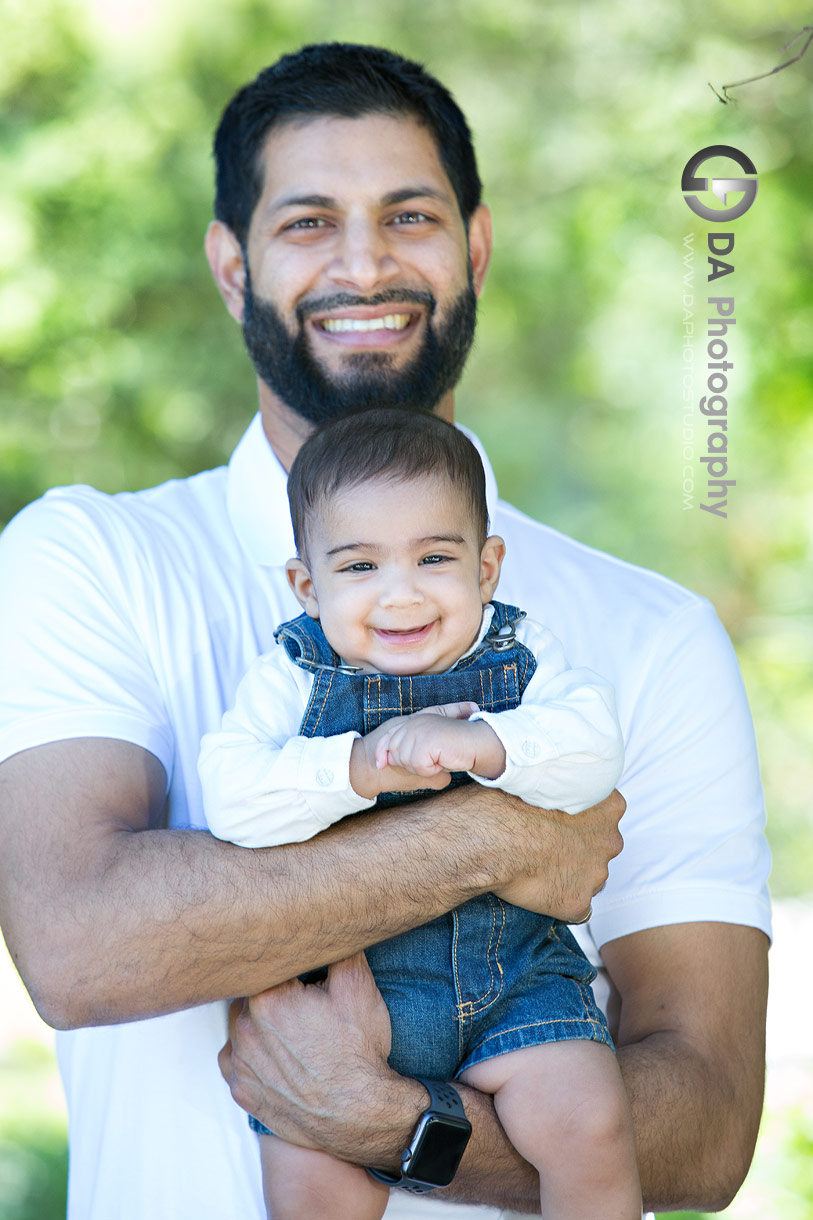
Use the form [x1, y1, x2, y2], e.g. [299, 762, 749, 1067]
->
[479, 534, 505, 604]
[467, 204, 493, 298]
[205, 220, 247, 322]
[285, 558, 320, 619]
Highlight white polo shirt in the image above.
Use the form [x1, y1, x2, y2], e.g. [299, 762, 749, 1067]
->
[0, 414, 771, 1220]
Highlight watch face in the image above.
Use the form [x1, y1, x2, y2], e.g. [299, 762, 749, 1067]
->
[407, 1114, 472, 1187]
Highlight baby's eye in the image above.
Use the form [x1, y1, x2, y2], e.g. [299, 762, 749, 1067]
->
[419, 554, 450, 565]
[344, 561, 376, 572]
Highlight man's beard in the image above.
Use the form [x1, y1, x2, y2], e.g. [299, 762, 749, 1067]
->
[240, 270, 477, 427]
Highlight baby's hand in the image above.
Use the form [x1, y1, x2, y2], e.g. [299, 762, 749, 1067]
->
[375, 703, 506, 780]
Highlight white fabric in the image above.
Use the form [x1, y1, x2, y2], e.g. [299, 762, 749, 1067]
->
[199, 608, 624, 848]
[0, 413, 771, 1220]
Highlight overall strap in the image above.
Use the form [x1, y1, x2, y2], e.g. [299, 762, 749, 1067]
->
[274, 612, 360, 675]
[479, 600, 526, 652]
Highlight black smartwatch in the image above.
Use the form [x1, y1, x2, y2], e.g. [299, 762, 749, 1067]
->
[367, 1078, 472, 1194]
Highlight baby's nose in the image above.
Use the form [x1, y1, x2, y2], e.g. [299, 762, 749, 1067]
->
[380, 573, 424, 607]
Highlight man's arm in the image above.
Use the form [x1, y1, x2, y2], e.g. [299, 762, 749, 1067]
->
[219, 920, 769, 1214]
[455, 920, 769, 1212]
[0, 737, 622, 1029]
[605, 921, 769, 1212]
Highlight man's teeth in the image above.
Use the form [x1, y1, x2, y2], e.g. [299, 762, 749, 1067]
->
[320, 314, 412, 333]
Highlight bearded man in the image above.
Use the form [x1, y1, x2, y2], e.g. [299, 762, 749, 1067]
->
[0, 43, 770, 1220]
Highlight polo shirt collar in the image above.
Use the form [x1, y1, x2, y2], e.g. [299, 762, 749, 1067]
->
[226, 412, 501, 568]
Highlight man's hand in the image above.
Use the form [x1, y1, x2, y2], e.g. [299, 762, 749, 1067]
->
[218, 953, 426, 1168]
[491, 788, 625, 920]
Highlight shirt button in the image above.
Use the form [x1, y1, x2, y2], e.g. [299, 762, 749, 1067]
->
[521, 740, 541, 759]
[316, 768, 334, 787]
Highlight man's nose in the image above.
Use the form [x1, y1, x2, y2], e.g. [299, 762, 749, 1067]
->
[327, 217, 399, 293]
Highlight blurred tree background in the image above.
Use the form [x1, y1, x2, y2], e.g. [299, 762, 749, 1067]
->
[1, 0, 811, 1216]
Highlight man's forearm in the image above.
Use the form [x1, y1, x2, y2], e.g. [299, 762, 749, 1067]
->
[617, 1029, 763, 1212]
[444, 1085, 540, 1211]
[11, 793, 494, 1027]
[2, 739, 621, 1029]
[414, 926, 769, 1214]
[446, 1031, 763, 1215]
[606, 924, 769, 1213]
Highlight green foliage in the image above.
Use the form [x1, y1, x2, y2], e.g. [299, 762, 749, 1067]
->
[788, 1110, 813, 1207]
[1, 5, 811, 895]
[0, 1121, 67, 1220]
[0, 1041, 67, 1220]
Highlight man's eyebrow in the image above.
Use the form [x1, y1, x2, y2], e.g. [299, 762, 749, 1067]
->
[271, 193, 337, 213]
[381, 186, 455, 208]
[269, 185, 454, 215]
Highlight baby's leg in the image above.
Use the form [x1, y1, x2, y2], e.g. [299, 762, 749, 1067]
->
[460, 1041, 641, 1220]
[258, 1132, 389, 1220]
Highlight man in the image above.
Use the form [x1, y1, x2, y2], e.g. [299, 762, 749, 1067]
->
[0, 43, 770, 1220]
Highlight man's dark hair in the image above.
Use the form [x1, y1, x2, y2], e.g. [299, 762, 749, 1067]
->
[213, 42, 482, 244]
[287, 408, 489, 558]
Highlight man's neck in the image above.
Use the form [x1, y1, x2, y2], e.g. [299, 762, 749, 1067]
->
[257, 380, 457, 472]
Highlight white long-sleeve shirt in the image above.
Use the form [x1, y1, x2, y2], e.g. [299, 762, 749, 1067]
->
[199, 606, 625, 848]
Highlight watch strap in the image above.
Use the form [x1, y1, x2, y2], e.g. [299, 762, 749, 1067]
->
[367, 1078, 469, 1194]
[416, 1078, 467, 1121]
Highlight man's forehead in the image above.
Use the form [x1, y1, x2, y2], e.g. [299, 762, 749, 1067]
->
[254, 112, 457, 211]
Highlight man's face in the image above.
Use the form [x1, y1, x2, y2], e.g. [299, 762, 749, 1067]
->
[238, 114, 483, 425]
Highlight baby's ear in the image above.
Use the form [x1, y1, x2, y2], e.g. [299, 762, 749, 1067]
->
[285, 558, 320, 618]
[479, 535, 506, 603]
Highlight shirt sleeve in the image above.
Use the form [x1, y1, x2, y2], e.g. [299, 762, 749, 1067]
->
[0, 492, 174, 777]
[586, 596, 771, 948]
[468, 617, 624, 813]
[198, 648, 376, 848]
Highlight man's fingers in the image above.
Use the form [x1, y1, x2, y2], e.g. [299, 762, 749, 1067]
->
[218, 997, 246, 1082]
[323, 951, 374, 996]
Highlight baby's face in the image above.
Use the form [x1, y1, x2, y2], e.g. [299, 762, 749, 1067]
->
[287, 476, 504, 675]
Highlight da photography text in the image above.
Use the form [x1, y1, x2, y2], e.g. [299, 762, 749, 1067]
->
[679, 146, 757, 518]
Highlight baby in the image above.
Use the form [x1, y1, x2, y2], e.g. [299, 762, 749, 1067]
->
[199, 408, 641, 1220]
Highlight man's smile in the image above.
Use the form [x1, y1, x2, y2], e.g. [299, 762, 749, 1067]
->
[310, 304, 424, 347]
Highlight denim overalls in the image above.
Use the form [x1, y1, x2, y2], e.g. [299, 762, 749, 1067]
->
[250, 602, 611, 1134]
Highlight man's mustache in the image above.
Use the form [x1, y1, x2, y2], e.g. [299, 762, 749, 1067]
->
[296, 288, 436, 324]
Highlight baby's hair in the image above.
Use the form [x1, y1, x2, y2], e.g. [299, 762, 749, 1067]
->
[287, 408, 489, 557]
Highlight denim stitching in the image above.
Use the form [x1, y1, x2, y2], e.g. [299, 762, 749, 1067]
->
[451, 910, 466, 1060]
[546, 924, 596, 985]
[455, 895, 507, 1018]
[462, 895, 507, 1016]
[365, 675, 381, 730]
[305, 671, 336, 737]
[464, 1012, 612, 1056]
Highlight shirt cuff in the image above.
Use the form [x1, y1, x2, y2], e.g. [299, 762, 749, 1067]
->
[468, 708, 558, 784]
[295, 731, 377, 822]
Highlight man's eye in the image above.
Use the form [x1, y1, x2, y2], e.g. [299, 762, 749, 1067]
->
[288, 217, 327, 230]
[394, 211, 431, 225]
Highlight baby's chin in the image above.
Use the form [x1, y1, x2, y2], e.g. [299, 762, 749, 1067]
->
[351, 652, 457, 677]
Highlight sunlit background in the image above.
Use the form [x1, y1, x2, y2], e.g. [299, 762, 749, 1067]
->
[1, 1, 812, 1216]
